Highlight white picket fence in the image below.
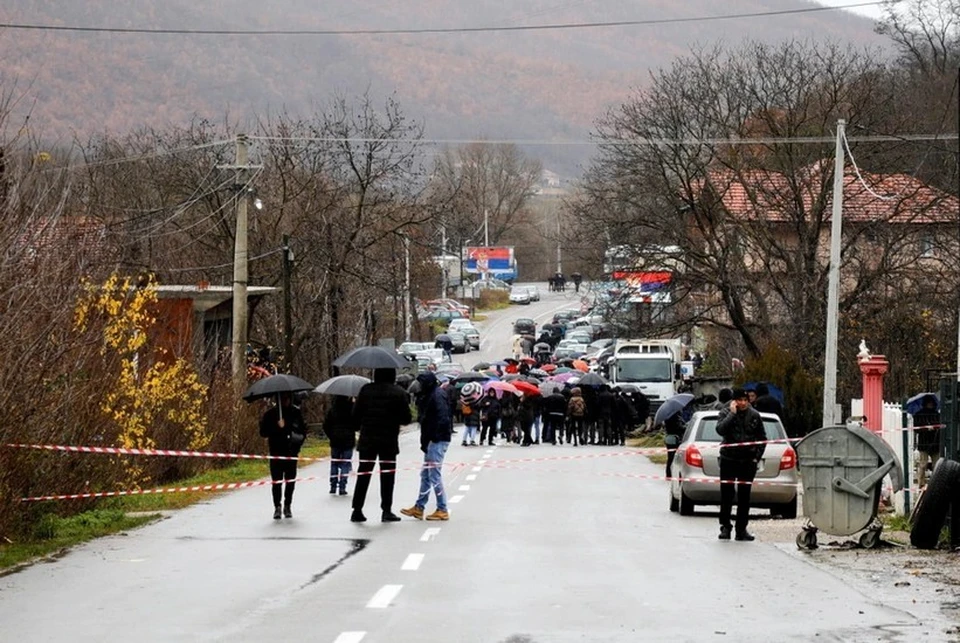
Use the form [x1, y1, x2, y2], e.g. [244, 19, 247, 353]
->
[849, 398, 912, 515]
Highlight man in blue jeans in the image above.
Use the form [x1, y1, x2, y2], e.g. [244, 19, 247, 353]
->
[401, 371, 452, 521]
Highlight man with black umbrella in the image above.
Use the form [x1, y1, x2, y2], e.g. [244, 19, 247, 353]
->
[260, 393, 307, 520]
[351, 368, 412, 523]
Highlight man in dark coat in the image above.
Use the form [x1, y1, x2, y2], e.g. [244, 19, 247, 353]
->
[752, 383, 783, 418]
[479, 389, 501, 446]
[351, 368, 412, 523]
[913, 394, 941, 487]
[324, 396, 357, 496]
[259, 393, 307, 520]
[401, 372, 453, 521]
[597, 385, 616, 446]
[715, 387, 767, 541]
[543, 390, 567, 445]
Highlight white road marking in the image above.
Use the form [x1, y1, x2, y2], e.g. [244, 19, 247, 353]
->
[420, 527, 441, 542]
[472, 466, 483, 472]
[458, 485, 471, 491]
[485, 449, 494, 454]
[333, 633, 366, 643]
[449, 495, 465, 503]
[466, 474, 477, 481]
[402, 553, 425, 571]
[480, 454, 490, 460]
[367, 584, 403, 608]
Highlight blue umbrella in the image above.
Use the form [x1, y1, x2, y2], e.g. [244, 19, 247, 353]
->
[744, 381, 785, 406]
[653, 393, 695, 427]
[906, 392, 939, 416]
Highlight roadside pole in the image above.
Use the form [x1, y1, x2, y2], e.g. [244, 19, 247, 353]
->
[822, 119, 845, 428]
[282, 234, 293, 370]
[231, 135, 249, 392]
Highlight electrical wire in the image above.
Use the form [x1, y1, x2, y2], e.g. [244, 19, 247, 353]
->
[249, 133, 958, 147]
[56, 139, 234, 172]
[162, 247, 282, 273]
[0, 2, 886, 36]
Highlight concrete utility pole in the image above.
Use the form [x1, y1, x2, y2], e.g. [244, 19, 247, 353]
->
[231, 135, 250, 390]
[556, 211, 562, 274]
[483, 209, 489, 247]
[822, 119, 845, 427]
[403, 234, 412, 340]
[282, 234, 293, 371]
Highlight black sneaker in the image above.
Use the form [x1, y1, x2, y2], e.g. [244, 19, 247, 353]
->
[381, 512, 401, 522]
[329, 487, 337, 495]
[339, 489, 348, 496]
[283, 505, 293, 519]
[350, 510, 367, 523]
[718, 526, 732, 540]
[273, 506, 282, 520]
[735, 531, 756, 542]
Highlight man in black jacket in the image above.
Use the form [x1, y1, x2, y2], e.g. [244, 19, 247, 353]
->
[479, 389, 501, 446]
[543, 390, 567, 445]
[715, 387, 767, 541]
[401, 372, 453, 521]
[259, 393, 306, 520]
[351, 368, 412, 523]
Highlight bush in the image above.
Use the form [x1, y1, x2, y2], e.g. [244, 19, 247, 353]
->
[737, 343, 820, 438]
[477, 290, 509, 310]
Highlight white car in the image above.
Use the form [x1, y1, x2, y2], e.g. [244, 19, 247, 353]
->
[525, 285, 541, 302]
[509, 287, 531, 304]
[448, 318, 475, 333]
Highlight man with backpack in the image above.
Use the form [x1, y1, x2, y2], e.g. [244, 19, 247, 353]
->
[567, 387, 586, 446]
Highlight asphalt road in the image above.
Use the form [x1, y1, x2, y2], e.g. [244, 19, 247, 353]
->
[0, 284, 956, 642]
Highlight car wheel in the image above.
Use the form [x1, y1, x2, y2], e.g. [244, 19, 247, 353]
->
[678, 486, 695, 516]
[669, 489, 679, 513]
[774, 496, 798, 520]
[910, 459, 960, 549]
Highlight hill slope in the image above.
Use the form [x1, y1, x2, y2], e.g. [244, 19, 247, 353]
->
[1, 1, 885, 172]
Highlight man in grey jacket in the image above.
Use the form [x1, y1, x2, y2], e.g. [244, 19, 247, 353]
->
[715, 387, 766, 541]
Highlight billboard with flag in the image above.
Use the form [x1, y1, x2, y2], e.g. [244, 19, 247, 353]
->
[464, 246, 516, 280]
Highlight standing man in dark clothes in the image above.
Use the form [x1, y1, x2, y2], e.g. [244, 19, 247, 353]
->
[612, 389, 636, 446]
[518, 393, 538, 447]
[632, 391, 650, 432]
[716, 387, 767, 541]
[401, 372, 453, 521]
[913, 394, 941, 487]
[259, 393, 307, 520]
[324, 395, 357, 496]
[351, 368, 412, 523]
[543, 390, 567, 444]
[479, 388, 501, 446]
[662, 411, 685, 480]
[582, 386, 599, 444]
[752, 383, 783, 419]
[597, 385, 615, 446]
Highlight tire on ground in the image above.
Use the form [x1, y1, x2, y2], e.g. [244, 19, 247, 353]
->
[910, 459, 960, 549]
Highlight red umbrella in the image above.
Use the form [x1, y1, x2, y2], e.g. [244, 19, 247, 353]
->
[572, 359, 590, 372]
[541, 364, 557, 373]
[520, 357, 537, 365]
[513, 380, 542, 396]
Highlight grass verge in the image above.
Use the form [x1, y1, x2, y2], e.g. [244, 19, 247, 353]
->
[0, 437, 331, 571]
[628, 432, 667, 465]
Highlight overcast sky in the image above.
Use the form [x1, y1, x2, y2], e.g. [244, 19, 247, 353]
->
[817, 0, 887, 20]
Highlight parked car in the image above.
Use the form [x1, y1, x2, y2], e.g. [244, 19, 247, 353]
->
[447, 318, 475, 333]
[525, 285, 541, 301]
[425, 298, 470, 317]
[509, 287, 531, 305]
[552, 310, 580, 325]
[436, 362, 465, 376]
[566, 329, 594, 345]
[459, 325, 481, 350]
[447, 331, 469, 353]
[425, 309, 465, 325]
[553, 340, 590, 359]
[669, 410, 798, 518]
[513, 317, 537, 336]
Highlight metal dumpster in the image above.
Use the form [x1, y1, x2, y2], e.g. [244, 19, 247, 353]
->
[794, 424, 903, 549]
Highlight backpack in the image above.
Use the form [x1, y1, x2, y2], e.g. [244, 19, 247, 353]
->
[569, 396, 586, 418]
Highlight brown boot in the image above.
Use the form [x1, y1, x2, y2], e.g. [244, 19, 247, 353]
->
[425, 509, 449, 521]
[400, 506, 424, 520]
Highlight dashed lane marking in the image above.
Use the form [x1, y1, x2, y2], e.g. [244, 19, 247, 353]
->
[402, 553, 425, 571]
[472, 466, 483, 472]
[449, 495, 465, 503]
[367, 584, 403, 608]
[466, 474, 477, 481]
[333, 633, 366, 643]
[420, 527, 441, 542]
[458, 485, 470, 491]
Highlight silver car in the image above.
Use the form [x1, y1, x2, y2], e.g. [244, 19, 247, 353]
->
[668, 410, 798, 518]
[459, 325, 481, 350]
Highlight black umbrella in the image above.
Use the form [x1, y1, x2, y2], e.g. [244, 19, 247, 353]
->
[435, 333, 452, 343]
[242, 373, 315, 402]
[314, 374, 371, 397]
[333, 345, 409, 369]
[577, 372, 607, 387]
[454, 371, 490, 383]
[653, 393, 695, 427]
[534, 342, 551, 353]
[472, 361, 491, 371]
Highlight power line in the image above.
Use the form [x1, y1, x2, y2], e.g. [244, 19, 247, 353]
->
[0, 2, 886, 36]
[250, 133, 959, 147]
